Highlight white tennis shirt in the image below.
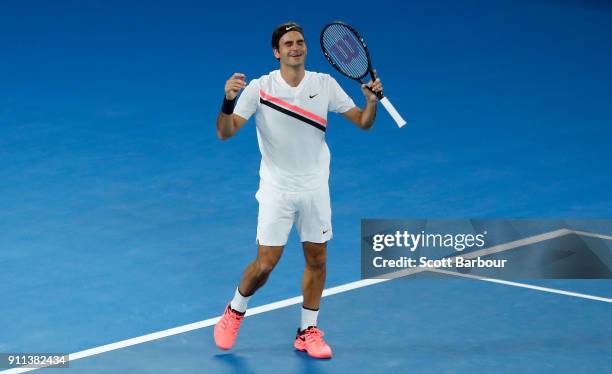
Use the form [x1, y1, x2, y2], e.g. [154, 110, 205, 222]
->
[234, 70, 355, 192]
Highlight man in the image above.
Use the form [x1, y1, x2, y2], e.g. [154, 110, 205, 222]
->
[214, 21, 382, 359]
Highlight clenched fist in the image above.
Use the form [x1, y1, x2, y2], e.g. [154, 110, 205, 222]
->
[225, 73, 247, 100]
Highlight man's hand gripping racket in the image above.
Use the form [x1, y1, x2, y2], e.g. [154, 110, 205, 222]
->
[320, 21, 407, 127]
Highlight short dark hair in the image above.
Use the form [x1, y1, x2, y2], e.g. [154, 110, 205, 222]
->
[271, 22, 304, 50]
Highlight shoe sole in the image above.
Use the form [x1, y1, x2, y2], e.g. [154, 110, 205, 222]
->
[294, 341, 332, 359]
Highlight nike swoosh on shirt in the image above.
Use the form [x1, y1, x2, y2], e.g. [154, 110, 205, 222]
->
[309, 94, 319, 99]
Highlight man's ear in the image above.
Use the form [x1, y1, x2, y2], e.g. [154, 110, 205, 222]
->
[273, 48, 280, 60]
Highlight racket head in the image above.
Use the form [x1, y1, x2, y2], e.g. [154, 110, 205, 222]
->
[320, 21, 374, 82]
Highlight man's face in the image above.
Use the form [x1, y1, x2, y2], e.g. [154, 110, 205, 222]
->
[274, 31, 307, 67]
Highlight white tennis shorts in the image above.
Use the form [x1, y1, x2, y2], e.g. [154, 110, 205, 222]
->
[255, 183, 332, 246]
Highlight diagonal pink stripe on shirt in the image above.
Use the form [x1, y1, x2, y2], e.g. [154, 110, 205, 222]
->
[259, 90, 327, 126]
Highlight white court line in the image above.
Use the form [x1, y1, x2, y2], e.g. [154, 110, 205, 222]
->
[428, 268, 612, 303]
[0, 278, 389, 374]
[570, 229, 612, 241]
[1, 228, 610, 373]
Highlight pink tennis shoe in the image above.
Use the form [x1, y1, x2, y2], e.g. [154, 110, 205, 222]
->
[214, 304, 244, 350]
[294, 326, 333, 359]
[214, 306, 333, 359]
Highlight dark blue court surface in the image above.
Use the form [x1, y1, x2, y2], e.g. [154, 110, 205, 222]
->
[1, 0, 611, 373]
[39, 276, 611, 373]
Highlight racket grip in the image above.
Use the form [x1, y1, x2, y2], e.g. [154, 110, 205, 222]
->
[380, 97, 407, 128]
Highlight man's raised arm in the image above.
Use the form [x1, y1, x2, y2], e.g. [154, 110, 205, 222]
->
[216, 72, 249, 140]
[341, 76, 383, 131]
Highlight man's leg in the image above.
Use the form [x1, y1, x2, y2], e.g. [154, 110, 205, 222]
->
[294, 241, 332, 359]
[238, 243, 284, 299]
[301, 241, 327, 312]
[214, 243, 284, 350]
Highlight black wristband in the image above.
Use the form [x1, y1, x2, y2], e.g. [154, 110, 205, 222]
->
[221, 97, 236, 115]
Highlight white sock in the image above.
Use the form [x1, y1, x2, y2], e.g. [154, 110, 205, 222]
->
[229, 287, 251, 313]
[301, 306, 319, 331]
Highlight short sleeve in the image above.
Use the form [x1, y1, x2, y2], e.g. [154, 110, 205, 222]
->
[234, 79, 260, 120]
[327, 76, 356, 114]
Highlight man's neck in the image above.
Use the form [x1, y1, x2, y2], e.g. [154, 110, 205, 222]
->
[279, 65, 305, 87]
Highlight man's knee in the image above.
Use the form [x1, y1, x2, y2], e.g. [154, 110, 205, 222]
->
[255, 258, 278, 276]
[303, 242, 327, 269]
[254, 245, 283, 276]
[306, 255, 327, 270]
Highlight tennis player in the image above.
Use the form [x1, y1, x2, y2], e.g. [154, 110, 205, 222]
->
[214, 21, 382, 359]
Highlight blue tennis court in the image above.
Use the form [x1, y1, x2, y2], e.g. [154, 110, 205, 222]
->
[1, 1, 611, 373]
[29, 274, 612, 373]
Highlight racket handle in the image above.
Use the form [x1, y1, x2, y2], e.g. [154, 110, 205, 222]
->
[379, 97, 407, 127]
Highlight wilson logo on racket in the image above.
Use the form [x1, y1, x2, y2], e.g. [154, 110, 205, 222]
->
[329, 35, 360, 64]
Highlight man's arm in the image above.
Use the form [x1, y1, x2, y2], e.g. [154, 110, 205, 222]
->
[341, 77, 383, 131]
[216, 72, 249, 140]
[216, 113, 248, 140]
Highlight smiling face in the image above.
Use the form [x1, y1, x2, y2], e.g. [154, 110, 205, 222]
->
[273, 31, 307, 68]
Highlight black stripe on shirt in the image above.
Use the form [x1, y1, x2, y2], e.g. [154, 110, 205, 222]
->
[259, 98, 326, 132]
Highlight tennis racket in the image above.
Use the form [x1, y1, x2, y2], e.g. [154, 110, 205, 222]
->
[320, 21, 406, 127]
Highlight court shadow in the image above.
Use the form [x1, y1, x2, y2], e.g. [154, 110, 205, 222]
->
[292, 349, 333, 374]
[232, 343, 289, 354]
[213, 353, 256, 374]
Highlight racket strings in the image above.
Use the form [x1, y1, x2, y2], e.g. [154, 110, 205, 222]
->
[321, 24, 369, 80]
[322, 27, 367, 78]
